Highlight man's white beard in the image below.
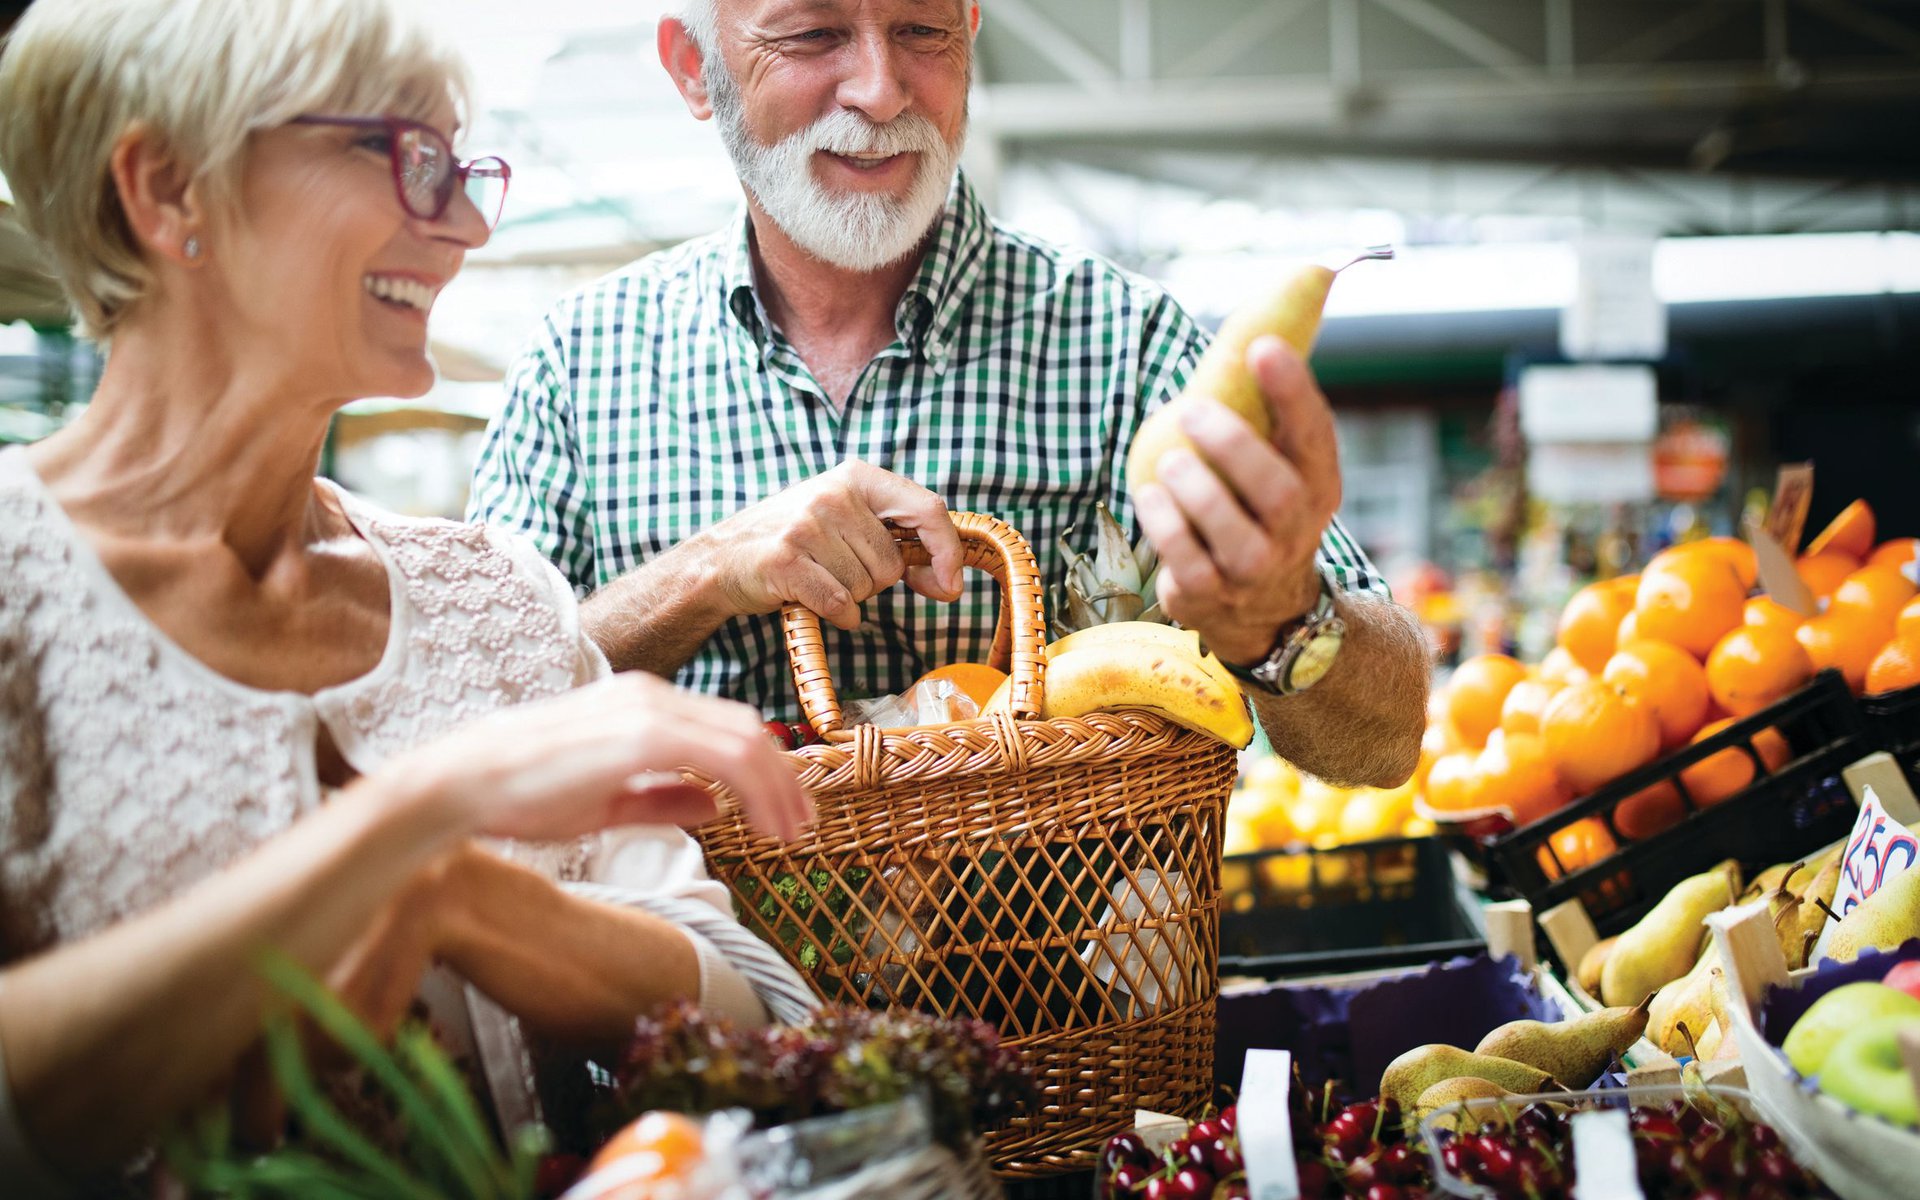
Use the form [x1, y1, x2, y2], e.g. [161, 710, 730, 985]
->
[706, 59, 962, 273]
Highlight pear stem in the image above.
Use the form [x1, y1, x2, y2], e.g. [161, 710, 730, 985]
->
[1335, 244, 1396, 274]
[1812, 896, 1842, 924]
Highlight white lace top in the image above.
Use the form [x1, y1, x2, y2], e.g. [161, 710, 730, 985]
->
[0, 446, 812, 1188]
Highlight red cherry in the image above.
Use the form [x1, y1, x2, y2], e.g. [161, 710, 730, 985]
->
[1295, 1158, 1336, 1197]
[1167, 1167, 1214, 1200]
[1107, 1162, 1153, 1195]
[1377, 1144, 1422, 1184]
[1325, 1109, 1372, 1154]
[1363, 1187, 1407, 1200]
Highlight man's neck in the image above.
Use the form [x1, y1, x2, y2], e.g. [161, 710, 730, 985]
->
[744, 198, 930, 355]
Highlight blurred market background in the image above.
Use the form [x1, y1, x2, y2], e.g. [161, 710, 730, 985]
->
[5, 0, 1920, 772]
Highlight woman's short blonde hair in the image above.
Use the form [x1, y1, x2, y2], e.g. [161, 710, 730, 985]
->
[0, 0, 471, 338]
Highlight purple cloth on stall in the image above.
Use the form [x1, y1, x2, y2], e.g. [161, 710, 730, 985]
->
[1215, 953, 1558, 1094]
[1758, 938, 1920, 1045]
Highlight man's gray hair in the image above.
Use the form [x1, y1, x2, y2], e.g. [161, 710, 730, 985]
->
[679, 0, 718, 55]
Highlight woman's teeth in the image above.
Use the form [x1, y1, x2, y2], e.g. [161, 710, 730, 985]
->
[363, 275, 433, 313]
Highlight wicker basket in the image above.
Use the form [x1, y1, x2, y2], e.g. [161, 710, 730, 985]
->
[696, 513, 1235, 1180]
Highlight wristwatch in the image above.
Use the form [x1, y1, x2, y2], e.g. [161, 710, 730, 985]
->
[1223, 572, 1346, 696]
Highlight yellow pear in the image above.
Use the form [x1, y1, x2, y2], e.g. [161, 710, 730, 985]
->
[1600, 860, 1742, 1007]
[1126, 248, 1392, 493]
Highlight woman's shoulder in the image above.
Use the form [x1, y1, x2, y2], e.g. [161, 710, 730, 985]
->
[323, 480, 589, 664]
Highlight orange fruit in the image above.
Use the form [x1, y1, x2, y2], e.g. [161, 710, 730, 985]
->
[1537, 817, 1619, 882]
[1541, 679, 1662, 795]
[1634, 558, 1746, 661]
[1650, 539, 1758, 591]
[1805, 499, 1876, 560]
[1868, 538, 1919, 572]
[1743, 595, 1806, 636]
[1900, 597, 1920, 643]
[1796, 612, 1882, 693]
[1705, 624, 1815, 717]
[1616, 782, 1685, 841]
[1603, 640, 1711, 750]
[1677, 718, 1783, 806]
[1866, 635, 1920, 696]
[1472, 731, 1572, 827]
[1796, 551, 1861, 601]
[1616, 609, 1640, 647]
[1499, 678, 1561, 738]
[1424, 751, 1478, 813]
[590, 1110, 707, 1177]
[915, 662, 1009, 708]
[1830, 566, 1918, 637]
[1558, 581, 1638, 674]
[1446, 654, 1528, 750]
[1539, 646, 1591, 688]
[1421, 720, 1458, 761]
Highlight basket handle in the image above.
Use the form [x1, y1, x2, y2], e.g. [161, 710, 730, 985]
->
[781, 511, 1048, 737]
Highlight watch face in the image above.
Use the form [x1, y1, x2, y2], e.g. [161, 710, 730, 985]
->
[1285, 627, 1345, 692]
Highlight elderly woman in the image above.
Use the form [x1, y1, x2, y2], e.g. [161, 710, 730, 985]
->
[0, 0, 815, 1185]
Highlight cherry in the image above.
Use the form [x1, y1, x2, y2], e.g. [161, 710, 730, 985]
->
[1189, 1118, 1226, 1144]
[1752, 1150, 1799, 1185]
[1183, 1137, 1236, 1177]
[1363, 1186, 1407, 1200]
[1749, 1122, 1781, 1151]
[1340, 1154, 1380, 1191]
[1295, 1158, 1336, 1197]
[1377, 1144, 1423, 1184]
[1514, 1102, 1562, 1143]
[1693, 1134, 1737, 1182]
[1143, 1178, 1173, 1200]
[1324, 1109, 1372, 1154]
[1470, 1137, 1518, 1188]
[1167, 1167, 1215, 1200]
[1218, 1106, 1238, 1136]
[1104, 1132, 1152, 1172]
[1439, 1142, 1470, 1177]
[1109, 1162, 1154, 1195]
[1630, 1111, 1685, 1142]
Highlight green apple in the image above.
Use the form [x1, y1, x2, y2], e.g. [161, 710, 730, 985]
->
[1783, 982, 1920, 1076]
[1818, 1014, 1920, 1127]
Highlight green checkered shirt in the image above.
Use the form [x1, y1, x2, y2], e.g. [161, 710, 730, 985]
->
[469, 173, 1386, 720]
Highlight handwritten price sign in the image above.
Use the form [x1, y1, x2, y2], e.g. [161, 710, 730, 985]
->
[1814, 787, 1920, 960]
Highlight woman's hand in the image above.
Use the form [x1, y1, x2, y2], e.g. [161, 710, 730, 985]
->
[389, 672, 814, 844]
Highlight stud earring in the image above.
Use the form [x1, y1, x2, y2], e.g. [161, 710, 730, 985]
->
[184, 236, 201, 260]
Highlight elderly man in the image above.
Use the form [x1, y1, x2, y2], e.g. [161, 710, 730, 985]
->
[470, 0, 1427, 786]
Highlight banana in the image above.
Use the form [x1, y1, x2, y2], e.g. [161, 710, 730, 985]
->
[1042, 641, 1255, 747]
[1045, 622, 1244, 699]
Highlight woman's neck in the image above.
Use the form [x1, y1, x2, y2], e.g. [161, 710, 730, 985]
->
[28, 314, 349, 578]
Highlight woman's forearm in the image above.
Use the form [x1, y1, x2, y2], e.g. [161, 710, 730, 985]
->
[0, 775, 463, 1174]
[431, 851, 701, 1040]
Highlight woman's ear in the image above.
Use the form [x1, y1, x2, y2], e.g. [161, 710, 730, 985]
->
[658, 18, 714, 121]
[108, 124, 204, 265]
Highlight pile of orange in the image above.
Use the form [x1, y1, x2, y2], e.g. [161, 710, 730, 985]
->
[1410, 496, 1920, 871]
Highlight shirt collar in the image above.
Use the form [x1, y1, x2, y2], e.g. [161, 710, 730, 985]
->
[894, 170, 990, 371]
[720, 169, 991, 372]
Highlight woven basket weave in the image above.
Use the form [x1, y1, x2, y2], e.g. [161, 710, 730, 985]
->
[696, 513, 1235, 1180]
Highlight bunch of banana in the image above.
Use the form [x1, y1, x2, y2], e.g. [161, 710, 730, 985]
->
[986, 621, 1254, 747]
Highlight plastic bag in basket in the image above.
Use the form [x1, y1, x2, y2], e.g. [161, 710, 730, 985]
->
[844, 678, 978, 727]
[1083, 867, 1192, 1011]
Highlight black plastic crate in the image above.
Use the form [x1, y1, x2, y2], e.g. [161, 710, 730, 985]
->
[1219, 835, 1484, 978]
[1483, 669, 1865, 945]
[1861, 680, 1920, 790]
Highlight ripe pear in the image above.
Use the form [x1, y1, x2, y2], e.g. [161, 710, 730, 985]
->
[1474, 996, 1652, 1089]
[1413, 1077, 1526, 1130]
[1600, 860, 1742, 1007]
[1379, 1044, 1557, 1116]
[1126, 248, 1392, 493]
[1826, 866, 1920, 962]
[1648, 941, 1723, 1056]
[1576, 936, 1618, 996]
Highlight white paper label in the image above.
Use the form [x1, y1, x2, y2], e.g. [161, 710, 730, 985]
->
[1570, 1108, 1644, 1200]
[1239, 1049, 1301, 1200]
[1816, 786, 1920, 961]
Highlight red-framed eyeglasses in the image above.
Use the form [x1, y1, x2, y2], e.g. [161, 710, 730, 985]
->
[290, 114, 510, 231]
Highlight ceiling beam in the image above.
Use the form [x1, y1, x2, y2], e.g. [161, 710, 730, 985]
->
[1165, 0, 1317, 80]
[1370, 0, 1536, 84]
[985, 0, 1117, 89]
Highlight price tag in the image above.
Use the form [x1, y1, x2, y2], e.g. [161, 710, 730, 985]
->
[1570, 1108, 1644, 1200]
[1239, 1049, 1301, 1200]
[1816, 786, 1920, 960]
